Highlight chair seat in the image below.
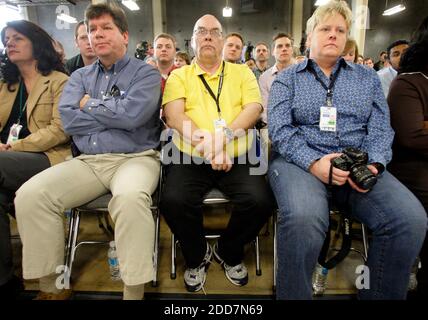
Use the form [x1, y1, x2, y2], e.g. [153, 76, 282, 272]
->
[203, 188, 229, 205]
[77, 193, 112, 211]
[77, 191, 159, 211]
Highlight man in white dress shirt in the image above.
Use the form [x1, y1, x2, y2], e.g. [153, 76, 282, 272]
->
[259, 33, 294, 124]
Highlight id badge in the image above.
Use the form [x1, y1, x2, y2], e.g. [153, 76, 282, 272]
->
[213, 118, 227, 131]
[319, 106, 337, 132]
[6, 123, 22, 144]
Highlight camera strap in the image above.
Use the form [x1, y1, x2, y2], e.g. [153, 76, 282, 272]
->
[317, 164, 353, 270]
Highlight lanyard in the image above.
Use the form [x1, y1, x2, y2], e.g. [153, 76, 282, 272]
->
[17, 81, 28, 124]
[198, 61, 225, 117]
[307, 61, 343, 107]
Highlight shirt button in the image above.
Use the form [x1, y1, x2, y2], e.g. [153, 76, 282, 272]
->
[88, 107, 92, 110]
[91, 102, 95, 105]
[93, 142, 97, 145]
[106, 76, 109, 79]
[114, 72, 117, 75]
[101, 91, 104, 94]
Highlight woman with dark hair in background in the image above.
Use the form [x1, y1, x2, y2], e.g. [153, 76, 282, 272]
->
[0, 20, 70, 299]
[388, 15, 428, 299]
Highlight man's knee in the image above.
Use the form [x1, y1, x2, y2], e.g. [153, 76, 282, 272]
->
[161, 185, 197, 213]
[15, 179, 46, 214]
[234, 187, 274, 218]
[110, 190, 152, 209]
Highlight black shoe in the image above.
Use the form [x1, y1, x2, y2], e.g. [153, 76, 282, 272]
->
[0, 276, 24, 300]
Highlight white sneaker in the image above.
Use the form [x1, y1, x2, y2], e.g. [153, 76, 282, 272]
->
[183, 243, 212, 292]
[213, 242, 248, 286]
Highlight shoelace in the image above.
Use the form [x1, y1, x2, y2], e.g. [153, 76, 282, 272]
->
[225, 263, 245, 277]
[190, 266, 207, 295]
[189, 245, 213, 295]
[200, 259, 212, 295]
[188, 257, 212, 295]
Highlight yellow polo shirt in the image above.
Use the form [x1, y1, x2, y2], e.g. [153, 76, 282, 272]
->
[162, 61, 262, 157]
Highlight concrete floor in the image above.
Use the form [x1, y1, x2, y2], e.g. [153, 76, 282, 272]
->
[10, 209, 366, 299]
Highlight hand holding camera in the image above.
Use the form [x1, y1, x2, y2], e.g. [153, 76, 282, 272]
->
[331, 148, 378, 191]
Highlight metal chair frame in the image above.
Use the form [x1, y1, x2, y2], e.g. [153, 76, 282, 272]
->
[170, 188, 262, 279]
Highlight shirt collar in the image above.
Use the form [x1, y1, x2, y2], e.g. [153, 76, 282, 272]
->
[194, 60, 227, 78]
[97, 54, 130, 73]
[271, 65, 280, 75]
[388, 66, 398, 77]
[297, 57, 354, 74]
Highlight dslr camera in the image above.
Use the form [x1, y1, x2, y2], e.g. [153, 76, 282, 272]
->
[331, 147, 377, 190]
[135, 41, 149, 61]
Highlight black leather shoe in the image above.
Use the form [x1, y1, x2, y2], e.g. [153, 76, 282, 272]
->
[0, 276, 24, 300]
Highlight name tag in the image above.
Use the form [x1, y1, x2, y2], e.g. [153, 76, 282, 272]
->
[319, 106, 337, 132]
[213, 118, 227, 131]
[6, 123, 22, 144]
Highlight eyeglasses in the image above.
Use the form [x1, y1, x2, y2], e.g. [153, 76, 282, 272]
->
[193, 28, 222, 38]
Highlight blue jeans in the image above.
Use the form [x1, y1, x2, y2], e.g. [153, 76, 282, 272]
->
[268, 156, 427, 300]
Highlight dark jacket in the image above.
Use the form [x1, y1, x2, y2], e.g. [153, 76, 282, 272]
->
[65, 54, 85, 75]
[387, 71, 428, 208]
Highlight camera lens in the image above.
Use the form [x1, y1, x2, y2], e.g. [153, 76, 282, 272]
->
[350, 165, 377, 190]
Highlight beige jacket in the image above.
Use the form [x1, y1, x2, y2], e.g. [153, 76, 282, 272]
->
[0, 71, 71, 165]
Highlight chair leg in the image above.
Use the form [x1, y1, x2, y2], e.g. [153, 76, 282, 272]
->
[261, 218, 270, 236]
[152, 210, 160, 287]
[170, 233, 177, 279]
[255, 236, 262, 276]
[273, 210, 277, 293]
[64, 209, 75, 269]
[361, 223, 369, 262]
[68, 210, 81, 278]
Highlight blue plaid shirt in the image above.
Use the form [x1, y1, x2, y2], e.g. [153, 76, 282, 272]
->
[268, 58, 394, 171]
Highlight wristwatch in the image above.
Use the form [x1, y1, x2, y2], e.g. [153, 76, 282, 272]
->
[223, 127, 234, 143]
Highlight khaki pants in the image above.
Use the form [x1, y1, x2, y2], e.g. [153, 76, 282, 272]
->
[15, 149, 160, 286]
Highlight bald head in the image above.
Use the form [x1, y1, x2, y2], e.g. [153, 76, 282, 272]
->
[191, 14, 224, 66]
[193, 14, 222, 33]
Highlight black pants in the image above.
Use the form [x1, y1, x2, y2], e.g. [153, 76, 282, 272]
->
[0, 151, 50, 285]
[160, 155, 274, 268]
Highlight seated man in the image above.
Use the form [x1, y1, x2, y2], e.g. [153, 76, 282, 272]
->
[377, 39, 409, 97]
[222, 32, 244, 63]
[65, 21, 97, 75]
[252, 42, 270, 81]
[161, 14, 273, 293]
[268, 0, 427, 300]
[153, 33, 177, 93]
[14, 3, 161, 300]
[259, 32, 294, 124]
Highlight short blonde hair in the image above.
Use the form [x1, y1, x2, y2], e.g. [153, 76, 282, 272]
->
[306, 0, 352, 35]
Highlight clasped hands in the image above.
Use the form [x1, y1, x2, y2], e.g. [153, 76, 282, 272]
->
[310, 153, 379, 194]
[0, 143, 11, 151]
[194, 129, 232, 172]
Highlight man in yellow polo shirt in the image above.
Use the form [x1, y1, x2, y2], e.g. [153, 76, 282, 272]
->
[160, 14, 274, 293]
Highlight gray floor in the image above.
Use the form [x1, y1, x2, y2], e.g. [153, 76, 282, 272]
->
[10, 211, 366, 300]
